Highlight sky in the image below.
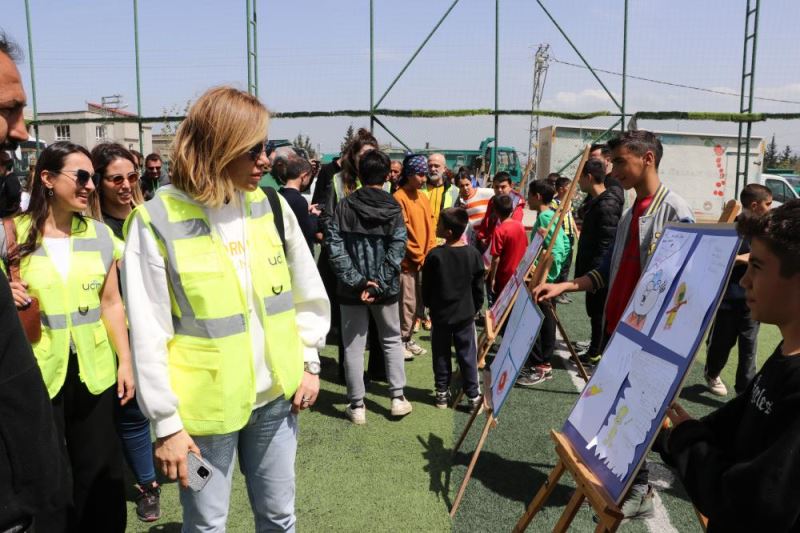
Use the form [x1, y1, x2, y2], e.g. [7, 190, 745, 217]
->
[3, 0, 800, 156]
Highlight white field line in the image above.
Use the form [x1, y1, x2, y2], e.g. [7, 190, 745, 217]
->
[553, 334, 677, 533]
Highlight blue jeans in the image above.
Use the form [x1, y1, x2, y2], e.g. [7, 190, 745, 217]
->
[180, 398, 297, 532]
[114, 396, 157, 486]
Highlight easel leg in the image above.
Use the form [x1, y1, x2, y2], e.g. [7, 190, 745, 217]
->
[449, 414, 494, 518]
[553, 488, 586, 533]
[452, 394, 483, 454]
[512, 460, 566, 533]
[547, 303, 590, 383]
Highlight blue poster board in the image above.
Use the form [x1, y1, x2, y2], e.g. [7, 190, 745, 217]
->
[562, 223, 741, 502]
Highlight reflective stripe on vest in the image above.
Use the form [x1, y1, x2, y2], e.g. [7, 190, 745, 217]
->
[138, 187, 304, 436]
[16, 215, 117, 398]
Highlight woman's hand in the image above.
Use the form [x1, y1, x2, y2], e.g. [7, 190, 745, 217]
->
[155, 429, 201, 488]
[9, 280, 32, 309]
[117, 361, 136, 406]
[292, 371, 320, 414]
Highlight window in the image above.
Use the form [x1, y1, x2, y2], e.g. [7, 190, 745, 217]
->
[95, 125, 107, 141]
[766, 179, 790, 204]
[55, 125, 71, 141]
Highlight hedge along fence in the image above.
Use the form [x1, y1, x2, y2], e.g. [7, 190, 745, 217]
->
[26, 109, 800, 126]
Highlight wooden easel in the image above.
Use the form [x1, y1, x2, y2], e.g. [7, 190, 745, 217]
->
[513, 431, 624, 532]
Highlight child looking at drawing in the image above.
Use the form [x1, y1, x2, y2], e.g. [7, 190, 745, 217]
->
[704, 183, 772, 397]
[658, 200, 800, 532]
[487, 194, 527, 300]
[422, 207, 485, 410]
[516, 180, 570, 387]
[532, 130, 694, 519]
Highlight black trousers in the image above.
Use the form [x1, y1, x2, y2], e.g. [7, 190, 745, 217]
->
[431, 320, 480, 398]
[527, 302, 557, 367]
[37, 353, 126, 533]
[585, 288, 608, 356]
[705, 305, 759, 394]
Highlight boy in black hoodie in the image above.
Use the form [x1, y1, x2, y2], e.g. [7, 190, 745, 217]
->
[326, 150, 411, 425]
[658, 199, 800, 532]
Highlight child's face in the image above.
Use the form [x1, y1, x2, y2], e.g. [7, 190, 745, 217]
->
[740, 237, 800, 325]
[527, 192, 542, 210]
[748, 198, 773, 216]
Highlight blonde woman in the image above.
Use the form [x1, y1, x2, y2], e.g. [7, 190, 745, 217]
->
[123, 86, 330, 531]
[5, 141, 133, 531]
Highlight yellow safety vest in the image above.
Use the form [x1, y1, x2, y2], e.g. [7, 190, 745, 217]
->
[15, 214, 118, 398]
[131, 187, 304, 436]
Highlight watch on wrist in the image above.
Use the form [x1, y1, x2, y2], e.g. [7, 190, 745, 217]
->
[304, 361, 321, 375]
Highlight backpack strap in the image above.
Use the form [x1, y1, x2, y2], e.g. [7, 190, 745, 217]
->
[262, 186, 286, 253]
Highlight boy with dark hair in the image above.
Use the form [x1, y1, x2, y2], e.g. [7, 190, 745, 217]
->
[658, 199, 800, 532]
[474, 172, 524, 252]
[534, 129, 694, 518]
[704, 183, 773, 396]
[422, 207, 485, 409]
[516, 180, 570, 386]
[326, 150, 412, 424]
[487, 194, 527, 300]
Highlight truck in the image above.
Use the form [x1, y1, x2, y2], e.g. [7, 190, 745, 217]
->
[536, 125, 776, 222]
[321, 137, 522, 184]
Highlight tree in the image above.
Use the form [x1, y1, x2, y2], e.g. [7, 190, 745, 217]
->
[778, 145, 794, 169]
[764, 134, 778, 168]
[293, 134, 318, 159]
[340, 124, 355, 153]
[160, 99, 193, 136]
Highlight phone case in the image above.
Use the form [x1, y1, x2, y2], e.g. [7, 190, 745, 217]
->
[187, 452, 213, 492]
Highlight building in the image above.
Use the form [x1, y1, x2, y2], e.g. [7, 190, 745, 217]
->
[35, 102, 152, 154]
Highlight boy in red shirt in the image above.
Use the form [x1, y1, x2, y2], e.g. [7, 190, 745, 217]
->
[487, 194, 527, 300]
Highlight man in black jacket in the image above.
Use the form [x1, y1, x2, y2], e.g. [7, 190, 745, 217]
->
[0, 31, 70, 532]
[325, 150, 411, 425]
[575, 159, 624, 363]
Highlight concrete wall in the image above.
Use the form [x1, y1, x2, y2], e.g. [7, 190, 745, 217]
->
[35, 111, 152, 154]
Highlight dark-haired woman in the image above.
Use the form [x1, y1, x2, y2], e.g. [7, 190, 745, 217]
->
[4, 141, 131, 531]
[88, 142, 161, 523]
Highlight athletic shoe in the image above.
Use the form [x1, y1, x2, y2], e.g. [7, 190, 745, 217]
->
[515, 365, 553, 387]
[576, 352, 600, 368]
[705, 374, 728, 396]
[403, 345, 415, 361]
[467, 394, 484, 414]
[572, 340, 590, 351]
[555, 294, 573, 305]
[345, 403, 366, 425]
[406, 340, 427, 356]
[422, 318, 432, 331]
[413, 319, 420, 333]
[435, 390, 450, 409]
[391, 396, 413, 417]
[619, 484, 655, 519]
[135, 483, 161, 522]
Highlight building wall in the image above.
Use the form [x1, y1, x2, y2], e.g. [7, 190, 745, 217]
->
[35, 110, 152, 154]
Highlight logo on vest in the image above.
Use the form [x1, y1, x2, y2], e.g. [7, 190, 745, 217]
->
[82, 279, 102, 291]
[268, 254, 284, 266]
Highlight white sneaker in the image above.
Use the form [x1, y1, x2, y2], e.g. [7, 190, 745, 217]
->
[403, 345, 415, 361]
[345, 403, 366, 425]
[406, 340, 427, 356]
[705, 375, 728, 396]
[390, 397, 413, 417]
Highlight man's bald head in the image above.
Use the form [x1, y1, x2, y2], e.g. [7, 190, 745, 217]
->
[0, 33, 28, 150]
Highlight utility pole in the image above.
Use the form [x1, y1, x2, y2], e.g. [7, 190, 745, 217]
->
[526, 44, 550, 183]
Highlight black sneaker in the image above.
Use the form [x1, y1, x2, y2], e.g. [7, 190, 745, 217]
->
[135, 483, 161, 522]
[466, 394, 484, 414]
[516, 366, 553, 387]
[434, 390, 450, 409]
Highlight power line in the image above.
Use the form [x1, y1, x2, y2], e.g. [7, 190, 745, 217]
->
[551, 57, 800, 106]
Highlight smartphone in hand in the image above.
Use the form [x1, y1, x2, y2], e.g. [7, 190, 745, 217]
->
[187, 452, 213, 491]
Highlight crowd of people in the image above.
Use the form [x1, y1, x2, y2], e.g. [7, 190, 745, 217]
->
[1, 28, 800, 533]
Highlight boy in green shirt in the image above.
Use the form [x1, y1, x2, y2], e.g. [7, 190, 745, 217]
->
[517, 180, 570, 386]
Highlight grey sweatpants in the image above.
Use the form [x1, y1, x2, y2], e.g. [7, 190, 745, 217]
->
[341, 302, 406, 404]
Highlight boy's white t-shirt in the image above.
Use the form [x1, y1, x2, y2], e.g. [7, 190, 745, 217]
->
[206, 195, 279, 407]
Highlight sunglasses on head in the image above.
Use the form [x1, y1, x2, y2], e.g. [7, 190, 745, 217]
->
[105, 172, 140, 186]
[247, 139, 270, 162]
[58, 169, 99, 188]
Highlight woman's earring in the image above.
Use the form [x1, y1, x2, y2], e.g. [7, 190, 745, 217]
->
[47, 188, 54, 197]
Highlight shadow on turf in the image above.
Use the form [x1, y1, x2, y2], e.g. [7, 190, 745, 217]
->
[450, 449, 573, 507]
[679, 384, 727, 409]
[418, 433, 453, 508]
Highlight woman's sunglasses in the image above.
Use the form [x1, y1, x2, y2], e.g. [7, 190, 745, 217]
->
[247, 139, 271, 162]
[58, 169, 99, 188]
[104, 172, 140, 186]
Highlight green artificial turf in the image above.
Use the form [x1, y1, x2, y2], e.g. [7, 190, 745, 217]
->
[126, 294, 780, 532]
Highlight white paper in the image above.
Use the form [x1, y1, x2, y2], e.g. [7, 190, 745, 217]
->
[567, 334, 637, 442]
[490, 291, 543, 415]
[489, 276, 520, 324]
[515, 232, 545, 284]
[589, 351, 677, 480]
[620, 230, 697, 334]
[651, 234, 739, 356]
